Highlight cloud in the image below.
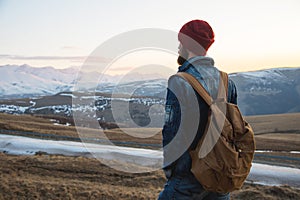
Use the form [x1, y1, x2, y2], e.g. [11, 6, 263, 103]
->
[0, 54, 109, 63]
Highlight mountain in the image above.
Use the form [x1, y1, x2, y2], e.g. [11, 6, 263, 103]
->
[0, 64, 299, 116]
[0, 64, 167, 99]
[229, 67, 300, 115]
[0, 64, 76, 99]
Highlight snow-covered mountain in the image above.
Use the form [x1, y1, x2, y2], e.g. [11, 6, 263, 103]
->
[0, 64, 299, 116]
[0, 64, 168, 99]
[229, 67, 300, 115]
[0, 64, 77, 98]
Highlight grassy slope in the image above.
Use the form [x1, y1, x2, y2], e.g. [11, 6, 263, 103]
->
[0, 113, 300, 199]
[1, 112, 300, 150]
[0, 153, 299, 200]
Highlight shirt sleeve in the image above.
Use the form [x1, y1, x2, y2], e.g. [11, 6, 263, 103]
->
[162, 75, 201, 151]
[228, 78, 238, 105]
[162, 88, 181, 147]
[162, 75, 201, 168]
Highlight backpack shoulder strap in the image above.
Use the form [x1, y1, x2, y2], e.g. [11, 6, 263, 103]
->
[176, 71, 229, 104]
[218, 71, 229, 100]
[176, 72, 212, 106]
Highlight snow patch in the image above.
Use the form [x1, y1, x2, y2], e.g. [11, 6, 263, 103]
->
[0, 134, 300, 186]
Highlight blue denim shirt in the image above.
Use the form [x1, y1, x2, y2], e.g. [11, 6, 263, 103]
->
[162, 56, 237, 177]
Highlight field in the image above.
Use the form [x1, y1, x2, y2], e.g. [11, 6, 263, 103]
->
[1, 153, 300, 200]
[0, 112, 300, 199]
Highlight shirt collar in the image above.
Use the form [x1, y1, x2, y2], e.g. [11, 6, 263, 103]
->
[178, 56, 215, 72]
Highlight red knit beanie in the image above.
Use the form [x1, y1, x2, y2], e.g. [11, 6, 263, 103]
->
[178, 20, 215, 55]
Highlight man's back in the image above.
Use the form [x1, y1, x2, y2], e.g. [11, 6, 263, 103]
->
[162, 56, 237, 174]
[159, 57, 237, 200]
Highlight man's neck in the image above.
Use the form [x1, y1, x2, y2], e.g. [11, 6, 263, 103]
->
[187, 51, 206, 60]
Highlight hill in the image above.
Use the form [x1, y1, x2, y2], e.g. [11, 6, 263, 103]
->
[0, 112, 300, 199]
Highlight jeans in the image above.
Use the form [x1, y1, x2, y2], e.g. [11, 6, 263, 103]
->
[158, 172, 230, 200]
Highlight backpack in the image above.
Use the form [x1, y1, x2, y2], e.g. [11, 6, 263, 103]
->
[176, 71, 255, 193]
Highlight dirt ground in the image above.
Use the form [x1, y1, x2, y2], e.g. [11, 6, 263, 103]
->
[1, 113, 300, 199]
[0, 153, 300, 200]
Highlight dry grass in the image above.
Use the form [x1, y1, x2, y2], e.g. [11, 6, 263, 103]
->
[0, 153, 299, 200]
[0, 153, 164, 200]
[0, 113, 78, 137]
[0, 113, 161, 147]
[245, 113, 300, 134]
[1, 112, 300, 151]
[2, 112, 300, 136]
[255, 133, 300, 151]
[1, 112, 300, 199]
[246, 113, 300, 152]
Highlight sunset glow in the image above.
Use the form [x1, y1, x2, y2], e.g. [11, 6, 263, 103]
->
[0, 0, 299, 73]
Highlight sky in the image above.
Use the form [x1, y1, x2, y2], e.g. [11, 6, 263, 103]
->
[0, 0, 300, 74]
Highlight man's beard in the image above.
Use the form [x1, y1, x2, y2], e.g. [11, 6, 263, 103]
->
[177, 56, 187, 66]
[177, 48, 189, 65]
[177, 56, 186, 65]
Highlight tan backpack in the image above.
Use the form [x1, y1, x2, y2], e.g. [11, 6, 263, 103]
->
[176, 71, 255, 193]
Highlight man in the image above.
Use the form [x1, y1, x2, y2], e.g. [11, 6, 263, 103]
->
[158, 20, 237, 200]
